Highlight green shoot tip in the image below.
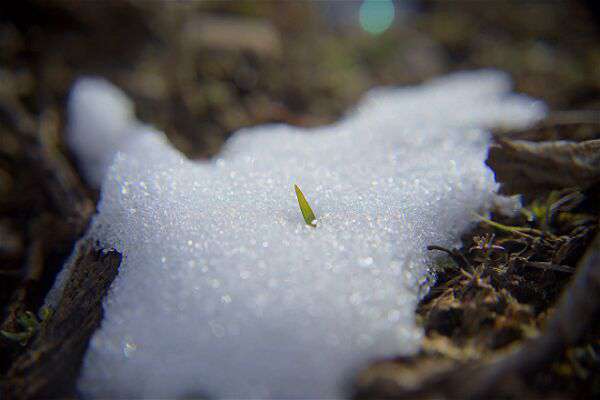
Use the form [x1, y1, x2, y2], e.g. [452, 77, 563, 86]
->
[294, 184, 317, 227]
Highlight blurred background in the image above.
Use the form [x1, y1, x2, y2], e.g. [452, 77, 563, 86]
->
[2, 0, 599, 157]
[0, 0, 599, 395]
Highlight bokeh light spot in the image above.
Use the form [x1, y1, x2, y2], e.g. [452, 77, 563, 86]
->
[359, 0, 395, 35]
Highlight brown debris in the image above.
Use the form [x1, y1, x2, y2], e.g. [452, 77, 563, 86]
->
[487, 138, 600, 197]
[357, 230, 600, 400]
[180, 16, 282, 57]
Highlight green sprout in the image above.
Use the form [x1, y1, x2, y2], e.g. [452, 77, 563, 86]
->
[472, 213, 555, 239]
[0, 307, 52, 346]
[294, 184, 317, 227]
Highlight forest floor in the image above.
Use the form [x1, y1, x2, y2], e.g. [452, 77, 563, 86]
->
[1, 1, 599, 398]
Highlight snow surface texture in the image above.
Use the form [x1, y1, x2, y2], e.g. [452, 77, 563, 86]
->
[62, 71, 544, 398]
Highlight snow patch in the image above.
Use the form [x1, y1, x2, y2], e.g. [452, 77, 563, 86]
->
[59, 71, 544, 398]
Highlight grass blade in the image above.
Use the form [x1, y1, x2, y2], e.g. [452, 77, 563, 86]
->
[294, 184, 317, 227]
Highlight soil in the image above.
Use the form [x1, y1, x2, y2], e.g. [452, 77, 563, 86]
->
[1, 1, 599, 398]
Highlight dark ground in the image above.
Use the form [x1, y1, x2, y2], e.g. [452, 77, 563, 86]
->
[0, 1, 599, 398]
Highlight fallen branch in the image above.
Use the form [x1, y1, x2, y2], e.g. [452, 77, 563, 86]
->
[1, 240, 121, 400]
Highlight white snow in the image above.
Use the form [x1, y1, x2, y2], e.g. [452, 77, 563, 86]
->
[67, 78, 142, 188]
[60, 71, 544, 398]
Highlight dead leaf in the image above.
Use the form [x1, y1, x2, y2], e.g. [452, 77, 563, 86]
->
[486, 139, 600, 197]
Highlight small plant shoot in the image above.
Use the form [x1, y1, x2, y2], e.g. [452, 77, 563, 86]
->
[0, 309, 50, 346]
[294, 184, 317, 227]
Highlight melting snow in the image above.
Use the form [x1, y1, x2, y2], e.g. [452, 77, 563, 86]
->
[54, 71, 544, 398]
